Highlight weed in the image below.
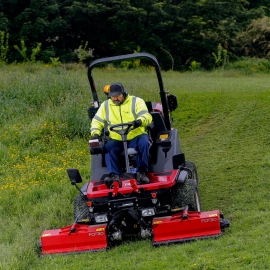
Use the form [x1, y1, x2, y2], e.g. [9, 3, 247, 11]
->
[14, 40, 42, 62]
[212, 43, 228, 69]
[49, 57, 61, 67]
[189, 61, 201, 71]
[74, 41, 94, 63]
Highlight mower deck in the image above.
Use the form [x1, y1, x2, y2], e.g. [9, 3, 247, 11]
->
[153, 209, 224, 245]
[41, 224, 107, 255]
[40, 208, 227, 255]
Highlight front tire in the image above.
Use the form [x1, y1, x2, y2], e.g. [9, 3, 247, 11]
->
[74, 194, 90, 222]
[171, 178, 201, 211]
[185, 161, 199, 184]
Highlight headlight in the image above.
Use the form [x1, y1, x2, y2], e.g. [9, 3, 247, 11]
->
[94, 213, 108, 223]
[141, 208, 155, 217]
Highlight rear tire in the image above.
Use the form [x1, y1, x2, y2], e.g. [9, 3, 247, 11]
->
[74, 194, 90, 221]
[171, 178, 201, 211]
[185, 161, 199, 184]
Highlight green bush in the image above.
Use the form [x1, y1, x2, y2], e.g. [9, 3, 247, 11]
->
[225, 57, 270, 74]
[14, 40, 41, 62]
[189, 60, 201, 71]
[38, 46, 57, 63]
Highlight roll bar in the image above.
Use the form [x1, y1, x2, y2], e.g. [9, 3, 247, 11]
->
[87, 53, 171, 130]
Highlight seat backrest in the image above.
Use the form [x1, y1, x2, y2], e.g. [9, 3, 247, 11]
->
[150, 111, 167, 140]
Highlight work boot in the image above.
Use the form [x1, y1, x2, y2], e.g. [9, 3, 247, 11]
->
[136, 171, 150, 184]
[105, 174, 122, 188]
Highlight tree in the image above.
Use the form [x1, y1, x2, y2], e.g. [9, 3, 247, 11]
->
[0, 11, 9, 32]
[235, 16, 270, 58]
[248, 0, 270, 15]
[0, 0, 268, 68]
[0, 0, 71, 62]
[94, 0, 263, 69]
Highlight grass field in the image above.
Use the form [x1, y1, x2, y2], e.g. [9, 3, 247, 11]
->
[0, 63, 270, 270]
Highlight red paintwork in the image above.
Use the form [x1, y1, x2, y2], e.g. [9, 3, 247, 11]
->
[152, 102, 163, 115]
[41, 224, 107, 254]
[87, 170, 179, 199]
[130, 179, 140, 193]
[152, 210, 222, 244]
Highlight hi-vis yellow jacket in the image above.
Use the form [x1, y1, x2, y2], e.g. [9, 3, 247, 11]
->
[90, 95, 152, 141]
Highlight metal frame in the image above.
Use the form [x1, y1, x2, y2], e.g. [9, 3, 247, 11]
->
[87, 52, 171, 130]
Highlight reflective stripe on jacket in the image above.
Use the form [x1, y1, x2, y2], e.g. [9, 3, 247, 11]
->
[90, 95, 152, 141]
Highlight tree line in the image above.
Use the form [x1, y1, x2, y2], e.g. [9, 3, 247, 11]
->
[0, 0, 270, 70]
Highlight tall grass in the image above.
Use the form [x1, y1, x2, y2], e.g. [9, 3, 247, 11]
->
[225, 57, 270, 75]
[0, 64, 270, 269]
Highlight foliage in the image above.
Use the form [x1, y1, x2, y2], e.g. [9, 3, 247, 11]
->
[14, 40, 42, 62]
[248, 0, 270, 16]
[160, 47, 174, 71]
[225, 57, 270, 74]
[235, 16, 270, 58]
[0, 30, 9, 62]
[0, 0, 268, 69]
[50, 57, 61, 67]
[189, 60, 201, 71]
[30, 43, 42, 62]
[74, 41, 94, 63]
[14, 40, 27, 61]
[118, 48, 142, 69]
[212, 43, 228, 69]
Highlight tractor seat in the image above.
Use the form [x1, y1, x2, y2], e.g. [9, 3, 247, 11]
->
[125, 148, 137, 155]
[119, 140, 152, 173]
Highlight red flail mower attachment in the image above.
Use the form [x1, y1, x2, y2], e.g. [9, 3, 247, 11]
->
[40, 209, 229, 254]
[40, 224, 107, 255]
[153, 209, 229, 245]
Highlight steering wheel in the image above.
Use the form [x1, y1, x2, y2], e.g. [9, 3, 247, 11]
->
[109, 122, 134, 136]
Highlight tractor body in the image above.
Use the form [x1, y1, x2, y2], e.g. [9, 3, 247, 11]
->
[40, 53, 229, 255]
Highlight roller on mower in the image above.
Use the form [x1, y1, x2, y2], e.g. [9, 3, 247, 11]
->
[39, 53, 230, 255]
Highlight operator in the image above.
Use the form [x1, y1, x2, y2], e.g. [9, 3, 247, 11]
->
[90, 82, 152, 187]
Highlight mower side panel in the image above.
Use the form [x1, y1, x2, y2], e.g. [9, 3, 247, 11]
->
[150, 128, 182, 172]
[152, 210, 222, 245]
[91, 154, 108, 181]
[41, 224, 107, 254]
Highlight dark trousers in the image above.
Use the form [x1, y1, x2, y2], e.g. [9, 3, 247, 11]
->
[104, 134, 149, 175]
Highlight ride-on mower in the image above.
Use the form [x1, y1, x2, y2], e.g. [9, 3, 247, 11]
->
[40, 53, 230, 254]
